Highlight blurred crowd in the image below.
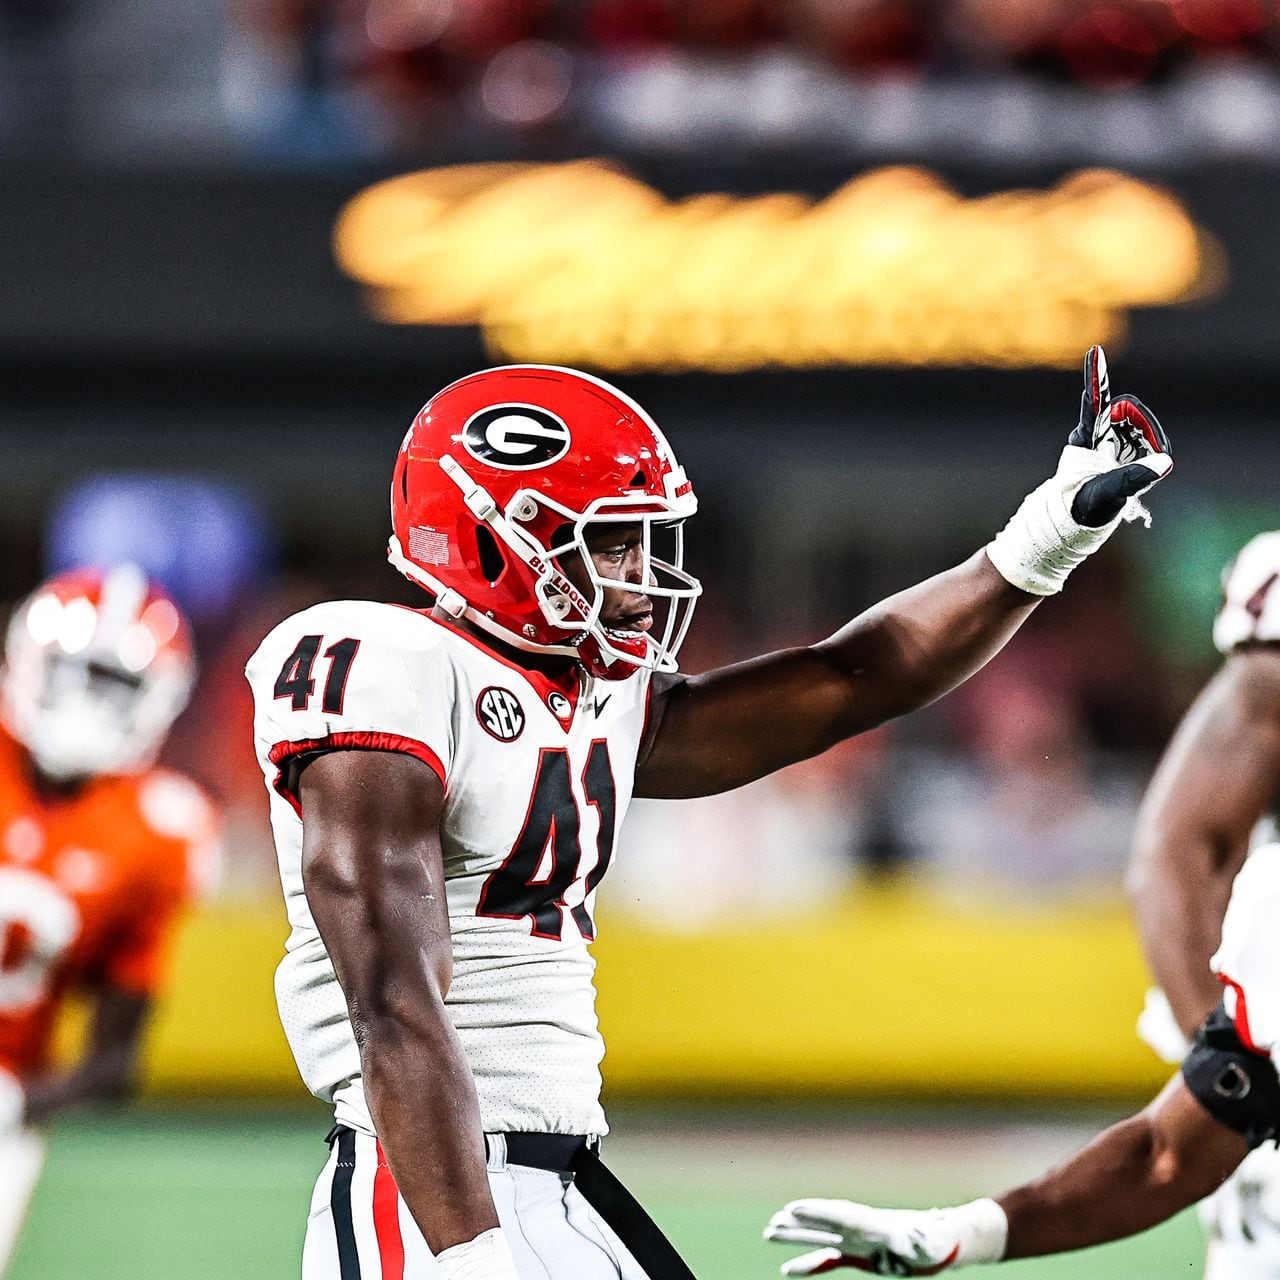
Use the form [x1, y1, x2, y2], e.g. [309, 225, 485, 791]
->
[7, 0, 1280, 160]
[234, 0, 1280, 96]
[223, 0, 1280, 152]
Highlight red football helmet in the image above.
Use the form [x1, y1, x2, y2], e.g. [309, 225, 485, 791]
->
[389, 366, 702, 680]
[2, 566, 196, 781]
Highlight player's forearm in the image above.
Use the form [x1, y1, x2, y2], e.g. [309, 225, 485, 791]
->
[361, 1009, 500, 1254]
[999, 1090, 1235, 1259]
[816, 551, 1038, 734]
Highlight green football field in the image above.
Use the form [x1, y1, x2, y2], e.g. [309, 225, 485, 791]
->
[12, 1105, 1206, 1279]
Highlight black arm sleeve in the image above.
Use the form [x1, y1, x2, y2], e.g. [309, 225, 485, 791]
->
[1182, 1001, 1280, 1149]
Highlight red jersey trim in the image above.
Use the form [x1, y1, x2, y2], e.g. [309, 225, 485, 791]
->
[267, 732, 447, 817]
[1218, 973, 1266, 1056]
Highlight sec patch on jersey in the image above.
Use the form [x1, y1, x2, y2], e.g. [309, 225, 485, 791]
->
[476, 688, 525, 742]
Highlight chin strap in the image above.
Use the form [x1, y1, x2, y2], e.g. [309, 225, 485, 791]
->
[434, 588, 468, 619]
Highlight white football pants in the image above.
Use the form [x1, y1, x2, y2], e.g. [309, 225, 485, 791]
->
[1203, 1143, 1280, 1280]
[302, 1131, 650, 1279]
[0, 1129, 45, 1277]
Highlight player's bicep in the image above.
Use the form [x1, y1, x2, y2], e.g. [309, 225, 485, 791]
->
[636, 649, 857, 798]
[298, 749, 454, 1012]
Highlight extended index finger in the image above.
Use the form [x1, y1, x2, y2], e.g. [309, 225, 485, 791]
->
[1082, 344, 1110, 427]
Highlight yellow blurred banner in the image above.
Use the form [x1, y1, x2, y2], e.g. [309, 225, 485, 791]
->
[335, 162, 1219, 373]
[100, 889, 1168, 1102]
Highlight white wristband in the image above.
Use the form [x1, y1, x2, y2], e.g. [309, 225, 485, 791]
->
[0, 1068, 25, 1134]
[436, 1227, 520, 1280]
[948, 1197, 1009, 1268]
[986, 445, 1156, 596]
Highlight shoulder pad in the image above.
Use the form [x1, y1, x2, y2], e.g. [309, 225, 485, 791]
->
[1215, 533, 1280, 653]
[246, 601, 455, 796]
[137, 771, 217, 842]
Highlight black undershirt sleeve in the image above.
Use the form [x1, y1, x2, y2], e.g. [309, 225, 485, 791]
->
[1182, 1001, 1280, 1149]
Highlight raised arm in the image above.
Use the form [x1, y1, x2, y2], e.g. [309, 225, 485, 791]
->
[1128, 647, 1280, 1037]
[638, 349, 1173, 799]
[297, 749, 516, 1277]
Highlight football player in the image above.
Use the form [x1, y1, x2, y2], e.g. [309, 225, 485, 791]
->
[1124, 529, 1280, 1279]
[0, 566, 217, 1274]
[763, 838, 1280, 1276]
[246, 351, 1172, 1279]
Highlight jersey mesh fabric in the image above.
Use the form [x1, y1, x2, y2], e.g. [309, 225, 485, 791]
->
[247, 601, 650, 1137]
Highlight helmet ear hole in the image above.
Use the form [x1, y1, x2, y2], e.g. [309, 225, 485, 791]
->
[475, 525, 507, 585]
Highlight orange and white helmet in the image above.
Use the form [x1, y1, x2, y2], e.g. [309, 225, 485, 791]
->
[1, 566, 196, 782]
[388, 365, 702, 681]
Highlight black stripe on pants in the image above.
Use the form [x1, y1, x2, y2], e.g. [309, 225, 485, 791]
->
[332, 1127, 361, 1278]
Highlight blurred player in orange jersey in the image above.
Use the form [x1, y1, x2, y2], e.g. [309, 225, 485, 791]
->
[0, 565, 219, 1273]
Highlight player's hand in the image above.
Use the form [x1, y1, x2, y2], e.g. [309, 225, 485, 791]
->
[765, 1200, 964, 1276]
[986, 345, 1174, 595]
[765, 1197, 1008, 1276]
[1066, 345, 1172, 528]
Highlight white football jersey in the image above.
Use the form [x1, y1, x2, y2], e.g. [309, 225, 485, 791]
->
[245, 600, 651, 1138]
[1211, 843, 1280, 1069]
[1215, 532, 1280, 654]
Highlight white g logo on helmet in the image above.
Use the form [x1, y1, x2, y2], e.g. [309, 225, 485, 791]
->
[462, 405, 571, 470]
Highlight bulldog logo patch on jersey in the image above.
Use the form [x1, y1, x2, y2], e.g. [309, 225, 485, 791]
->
[477, 687, 525, 741]
[462, 405, 571, 470]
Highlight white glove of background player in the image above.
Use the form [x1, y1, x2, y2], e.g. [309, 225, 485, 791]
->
[765, 1197, 1008, 1275]
[986, 345, 1173, 596]
[0, 1068, 25, 1136]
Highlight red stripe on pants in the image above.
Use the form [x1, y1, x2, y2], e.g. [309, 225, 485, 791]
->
[373, 1141, 405, 1280]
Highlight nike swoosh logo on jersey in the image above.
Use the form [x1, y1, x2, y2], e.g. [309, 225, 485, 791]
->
[591, 694, 612, 717]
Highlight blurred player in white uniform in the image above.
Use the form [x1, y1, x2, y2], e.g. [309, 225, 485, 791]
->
[246, 352, 1173, 1279]
[1125, 530, 1280, 1279]
[0, 567, 217, 1274]
[763, 839, 1280, 1276]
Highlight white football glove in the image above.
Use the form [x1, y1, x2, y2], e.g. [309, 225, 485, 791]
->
[0, 1068, 25, 1137]
[765, 1197, 1008, 1276]
[436, 1227, 521, 1280]
[986, 345, 1173, 596]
